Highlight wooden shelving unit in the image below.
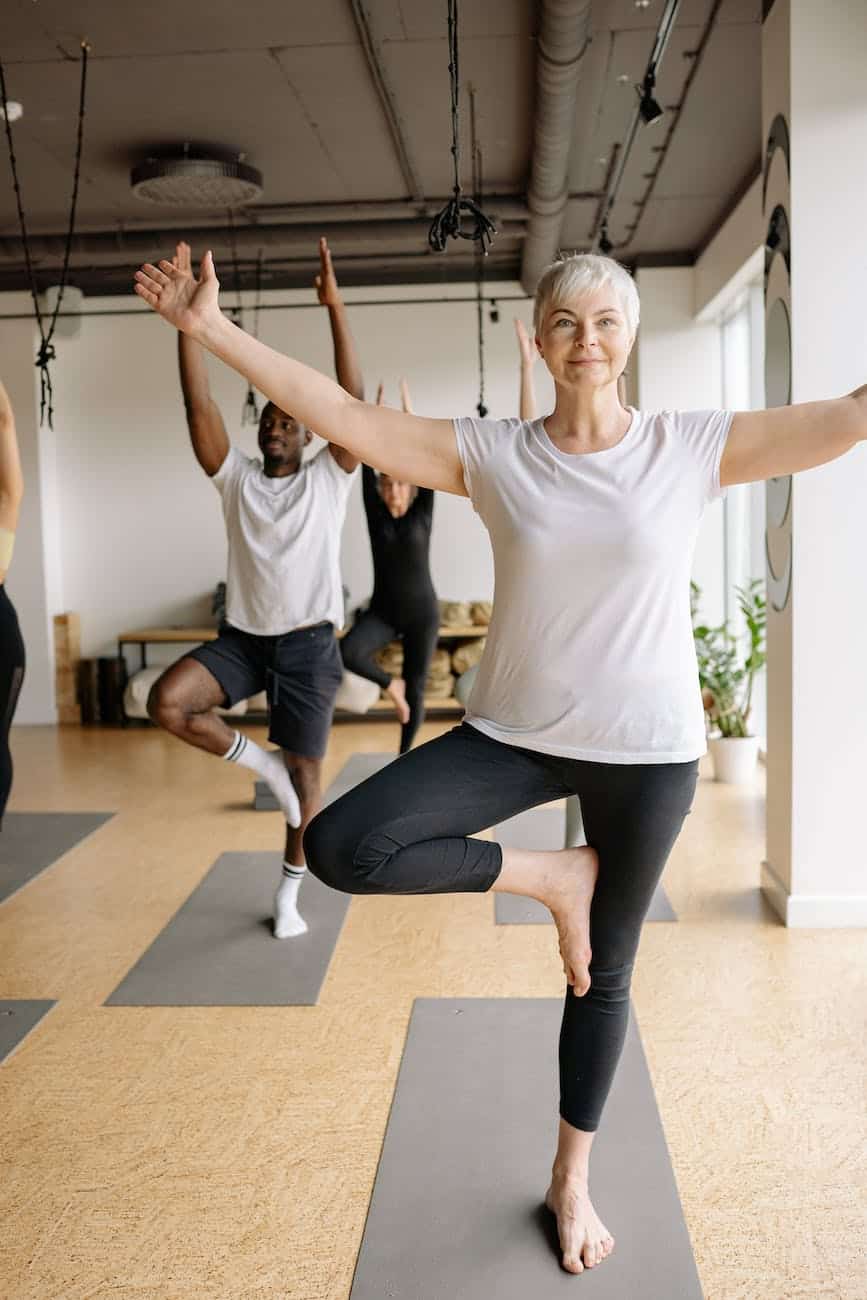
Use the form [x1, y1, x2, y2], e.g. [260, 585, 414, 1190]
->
[118, 623, 488, 723]
[335, 622, 487, 720]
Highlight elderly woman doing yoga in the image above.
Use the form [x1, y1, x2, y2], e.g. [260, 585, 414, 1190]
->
[134, 247, 866, 1275]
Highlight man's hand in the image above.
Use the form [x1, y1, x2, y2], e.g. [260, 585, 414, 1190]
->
[315, 236, 342, 309]
[135, 249, 221, 337]
[514, 317, 538, 368]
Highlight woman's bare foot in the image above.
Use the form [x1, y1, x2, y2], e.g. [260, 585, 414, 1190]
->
[545, 1176, 615, 1274]
[386, 676, 411, 724]
[540, 846, 599, 995]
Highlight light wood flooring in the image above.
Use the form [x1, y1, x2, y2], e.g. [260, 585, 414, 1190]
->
[1, 720, 865, 1299]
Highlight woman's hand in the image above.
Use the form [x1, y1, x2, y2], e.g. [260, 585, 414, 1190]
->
[135, 249, 222, 337]
[314, 236, 341, 309]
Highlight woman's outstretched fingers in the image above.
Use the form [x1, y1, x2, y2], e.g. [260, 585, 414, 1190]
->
[134, 269, 162, 298]
[140, 262, 169, 286]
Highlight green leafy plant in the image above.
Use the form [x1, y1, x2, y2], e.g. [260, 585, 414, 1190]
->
[691, 579, 767, 739]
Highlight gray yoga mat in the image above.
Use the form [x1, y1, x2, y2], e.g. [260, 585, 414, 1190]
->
[350, 999, 703, 1298]
[254, 751, 395, 810]
[0, 1000, 56, 1065]
[0, 812, 114, 906]
[494, 807, 676, 925]
[104, 752, 394, 1007]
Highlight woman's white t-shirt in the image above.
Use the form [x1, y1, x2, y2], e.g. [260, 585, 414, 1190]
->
[212, 445, 356, 636]
[453, 407, 733, 764]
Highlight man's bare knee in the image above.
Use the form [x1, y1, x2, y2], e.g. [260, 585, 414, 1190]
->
[147, 677, 186, 731]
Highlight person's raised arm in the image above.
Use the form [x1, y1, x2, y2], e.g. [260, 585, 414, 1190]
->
[514, 317, 538, 421]
[719, 386, 867, 487]
[174, 242, 229, 477]
[0, 378, 23, 582]
[315, 236, 362, 472]
[135, 251, 467, 497]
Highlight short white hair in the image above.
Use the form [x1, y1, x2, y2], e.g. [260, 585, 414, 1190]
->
[533, 252, 640, 341]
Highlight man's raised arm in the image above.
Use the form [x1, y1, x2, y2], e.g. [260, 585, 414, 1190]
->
[174, 241, 230, 477]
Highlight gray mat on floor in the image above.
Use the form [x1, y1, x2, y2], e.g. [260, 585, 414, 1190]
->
[494, 808, 676, 925]
[0, 1000, 56, 1064]
[0, 812, 114, 906]
[104, 753, 394, 1007]
[350, 999, 703, 1299]
[255, 751, 394, 811]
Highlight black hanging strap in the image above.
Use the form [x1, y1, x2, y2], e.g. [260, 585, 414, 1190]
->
[0, 42, 90, 428]
[241, 247, 264, 425]
[470, 88, 488, 417]
[428, 0, 496, 255]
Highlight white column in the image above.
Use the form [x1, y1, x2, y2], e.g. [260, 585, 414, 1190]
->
[761, 0, 867, 926]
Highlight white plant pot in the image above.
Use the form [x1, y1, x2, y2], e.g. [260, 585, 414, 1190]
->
[708, 735, 760, 784]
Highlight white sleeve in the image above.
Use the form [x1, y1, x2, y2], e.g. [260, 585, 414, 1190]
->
[210, 445, 248, 498]
[672, 409, 734, 505]
[452, 416, 517, 515]
[313, 447, 358, 515]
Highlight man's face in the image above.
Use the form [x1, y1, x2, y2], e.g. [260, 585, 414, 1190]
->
[257, 403, 307, 469]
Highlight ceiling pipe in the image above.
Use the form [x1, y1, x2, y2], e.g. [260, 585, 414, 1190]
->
[0, 215, 528, 270]
[520, 0, 593, 295]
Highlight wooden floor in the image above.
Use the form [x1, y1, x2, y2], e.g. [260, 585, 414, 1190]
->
[2, 720, 865, 1300]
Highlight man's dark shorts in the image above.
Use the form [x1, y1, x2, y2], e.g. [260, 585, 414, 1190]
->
[187, 621, 343, 758]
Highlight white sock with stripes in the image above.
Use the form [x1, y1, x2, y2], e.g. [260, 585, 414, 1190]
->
[223, 731, 301, 828]
[274, 862, 309, 939]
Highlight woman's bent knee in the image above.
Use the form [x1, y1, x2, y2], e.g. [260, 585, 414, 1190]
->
[304, 805, 361, 893]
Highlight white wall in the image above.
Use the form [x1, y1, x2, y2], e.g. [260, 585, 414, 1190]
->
[634, 266, 726, 627]
[4, 281, 554, 706]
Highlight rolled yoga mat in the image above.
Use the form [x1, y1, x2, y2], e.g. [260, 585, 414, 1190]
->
[494, 807, 676, 924]
[350, 998, 703, 1299]
[0, 812, 114, 906]
[104, 753, 395, 1008]
[0, 1000, 56, 1065]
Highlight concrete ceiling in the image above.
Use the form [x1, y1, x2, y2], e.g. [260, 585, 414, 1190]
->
[0, 0, 761, 296]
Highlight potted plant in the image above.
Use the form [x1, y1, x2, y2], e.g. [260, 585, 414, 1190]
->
[691, 579, 767, 784]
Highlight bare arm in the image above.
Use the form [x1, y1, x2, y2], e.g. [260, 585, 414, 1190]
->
[720, 387, 867, 487]
[515, 318, 538, 421]
[315, 236, 362, 473]
[0, 379, 23, 581]
[135, 252, 467, 496]
[174, 242, 229, 477]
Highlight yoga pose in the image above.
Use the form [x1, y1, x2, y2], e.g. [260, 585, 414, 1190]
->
[134, 245, 866, 1273]
[147, 237, 359, 939]
[0, 377, 25, 829]
[340, 379, 439, 753]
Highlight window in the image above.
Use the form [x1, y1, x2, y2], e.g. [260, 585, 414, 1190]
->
[720, 282, 766, 743]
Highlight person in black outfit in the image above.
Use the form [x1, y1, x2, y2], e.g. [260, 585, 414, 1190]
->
[0, 377, 25, 829]
[340, 381, 440, 754]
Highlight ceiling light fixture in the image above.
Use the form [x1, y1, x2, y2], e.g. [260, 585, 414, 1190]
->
[131, 148, 263, 207]
[0, 100, 22, 122]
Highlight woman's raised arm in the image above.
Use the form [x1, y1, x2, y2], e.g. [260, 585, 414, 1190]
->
[134, 252, 467, 496]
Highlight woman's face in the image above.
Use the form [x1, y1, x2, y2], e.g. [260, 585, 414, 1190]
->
[378, 475, 414, 518]
[535, 284, 633, 393]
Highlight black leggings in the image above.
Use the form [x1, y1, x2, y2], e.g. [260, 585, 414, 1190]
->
[340, 603, 440, 753]
[304, 722, 698, 1131]
[0, 585, 26, 828]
